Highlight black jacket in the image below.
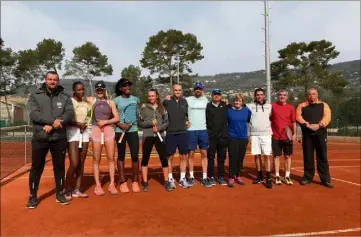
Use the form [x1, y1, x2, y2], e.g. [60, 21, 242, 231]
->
[28, 83, 74, 142]
[162, 96, 188, 134]
[206, 101, 228, 139]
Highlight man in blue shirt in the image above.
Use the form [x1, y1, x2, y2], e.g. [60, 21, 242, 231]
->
[186, 82, 212, 188]
[114, 78, 141, 193]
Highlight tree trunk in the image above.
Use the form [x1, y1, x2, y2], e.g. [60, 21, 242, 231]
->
[3, 92, 12, 126]
[169, 75, 173, 88]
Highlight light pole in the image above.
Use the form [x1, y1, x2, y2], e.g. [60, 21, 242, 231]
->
[263, 0, 271, 103]
[176, 52, 180, 84]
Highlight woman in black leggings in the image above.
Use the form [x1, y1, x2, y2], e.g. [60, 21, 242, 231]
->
[227, 94, 252, 187]
[138, 89, 173, 192]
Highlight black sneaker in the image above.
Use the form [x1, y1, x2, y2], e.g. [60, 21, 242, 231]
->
[300, 179, 312, 186]
[218, 177, 228, 186]
[142, 182, 149, 192]
[252, 176, 264, 184]
[201, 178, 212, 188]
[164, 181, 174, 191]
[209, 177, 216, 186]
[56, 192, 69, 205]
[321, 182, 334, 188]
[26, 195, 38, 209]
[265, 178, 273, 189]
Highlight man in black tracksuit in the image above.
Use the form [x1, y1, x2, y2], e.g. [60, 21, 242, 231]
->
[296, 88, 333, 188]
[26, 71, 74, 209]
[206, 89, 228, 186]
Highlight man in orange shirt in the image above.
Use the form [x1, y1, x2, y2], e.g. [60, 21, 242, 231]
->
[296, 88, 333, 188]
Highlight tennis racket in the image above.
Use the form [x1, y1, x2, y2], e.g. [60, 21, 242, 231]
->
[118, 103, 138, 143]
[74, 102, 92, 148]
[93, 101, 111, 145]
[285, 125, 301, 143]
[140, 103, 163, 142]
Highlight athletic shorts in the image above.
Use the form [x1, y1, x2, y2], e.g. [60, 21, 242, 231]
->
[66, 127, 90, 143]
[188, 130, 209, 151]
[165, 133, 188, 155]
[272, 138, 293, 157]
[91, 125, 115, 143]
[251, 135, 272, 155]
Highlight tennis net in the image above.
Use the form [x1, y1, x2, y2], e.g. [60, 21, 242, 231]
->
[0, 125, 32, 179]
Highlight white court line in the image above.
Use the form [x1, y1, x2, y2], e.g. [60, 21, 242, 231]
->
[291, 168, 361, 187]
[271, 227, 361, 236]
[292, 165, 361, 169]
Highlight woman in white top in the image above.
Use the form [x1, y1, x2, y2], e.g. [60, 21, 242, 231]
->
[64, 81, 92, 199]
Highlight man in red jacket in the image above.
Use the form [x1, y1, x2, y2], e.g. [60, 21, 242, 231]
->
[271, 89, 297, 185]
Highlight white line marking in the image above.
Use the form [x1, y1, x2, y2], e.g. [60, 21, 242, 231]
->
[292, 165, 361, 169]
[272, 227, 361, 236]
[291, 168, 361, 187]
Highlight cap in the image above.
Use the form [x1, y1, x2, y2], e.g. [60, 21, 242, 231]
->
[212, 88, 222, 95]
[118, 78, 133, 87]
[95, 80, 106, 90]
[193, 82, 204, 89]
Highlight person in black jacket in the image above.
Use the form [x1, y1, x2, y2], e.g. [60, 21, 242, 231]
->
[296, 88, 333, 188]
[26, 71, 74, 209]
[163, 84, 191, 189]
[206, 89, 228, 186]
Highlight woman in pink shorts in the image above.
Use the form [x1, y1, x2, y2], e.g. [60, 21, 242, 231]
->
[87, 80, 119, 195]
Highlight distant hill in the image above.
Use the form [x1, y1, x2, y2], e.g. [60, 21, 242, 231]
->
[195, 59, 361, 92]
[10, 59, 361, 97]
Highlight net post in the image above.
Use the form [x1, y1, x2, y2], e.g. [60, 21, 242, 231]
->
[24, 125, 27, 165]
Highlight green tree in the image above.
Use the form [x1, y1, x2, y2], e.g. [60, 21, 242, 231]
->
[64, 42, 113, 95]
[35, 38, 65, 74]
[15, 49, 42, 95]
[140, 29, 204, 88]
[0, 39, 19, 123]
[271, 40, 348, 95]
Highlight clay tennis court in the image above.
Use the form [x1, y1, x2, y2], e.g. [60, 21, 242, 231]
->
[1, 141, 360, 236]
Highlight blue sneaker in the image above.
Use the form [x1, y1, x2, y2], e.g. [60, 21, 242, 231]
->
[179, 178, 190, 188]
[201, 178, 212, 188]
[209, 177, 216, 186]
[188, 177, 195, 187]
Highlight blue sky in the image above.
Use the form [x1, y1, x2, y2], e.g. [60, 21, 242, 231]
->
[2, 1, 360, 81]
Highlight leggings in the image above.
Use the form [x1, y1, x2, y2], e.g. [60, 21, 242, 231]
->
[142, 136, 168, 167]
[228, 137, 248, 177]
[115, 132, 139, 162]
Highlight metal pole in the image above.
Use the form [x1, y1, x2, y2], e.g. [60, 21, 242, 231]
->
[24, 125, 27, 165]
[177, 52, 180, 84]
[264, 0, 271, 103]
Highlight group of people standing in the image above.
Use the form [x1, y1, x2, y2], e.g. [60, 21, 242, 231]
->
[26, 71, 334, 209]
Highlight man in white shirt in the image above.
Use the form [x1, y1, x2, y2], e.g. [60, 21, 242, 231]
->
[247, 88, 273, 189]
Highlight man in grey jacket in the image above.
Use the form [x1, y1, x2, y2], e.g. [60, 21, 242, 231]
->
[26, 71, 74, 209]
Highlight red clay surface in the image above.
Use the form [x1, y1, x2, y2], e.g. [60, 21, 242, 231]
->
[1, 142, 360, 236]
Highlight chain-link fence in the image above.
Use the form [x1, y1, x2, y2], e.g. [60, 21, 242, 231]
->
[0, 125, 32, 179]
